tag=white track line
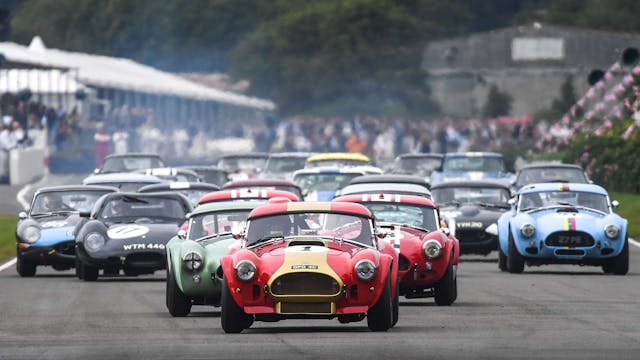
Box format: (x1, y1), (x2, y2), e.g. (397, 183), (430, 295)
(630, 238), (640, 249)
(0, 258), (16, 272)
(16, 183), (32, 211)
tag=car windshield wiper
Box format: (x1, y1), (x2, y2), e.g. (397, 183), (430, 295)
(195, 231), (233, 242)
(473, 202), (510, 209)
(247, 235), (286, 248)
(31, 210), (77, 217)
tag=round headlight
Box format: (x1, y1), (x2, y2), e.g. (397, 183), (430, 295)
(423, 240), (442, 259)
(604, 224), (620, 239)
(520, 223), (535, 238)
(235, 260), (256, 282)
(355, 259), (376, 281)
(183, 251), (203, 271)
(23, 225), (41, 243)
(85, 232), (106, 252)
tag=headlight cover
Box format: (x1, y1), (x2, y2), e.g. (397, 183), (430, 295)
(520, 223), (535, 238)
(355, 259), (376, 281)
(604, 224), (620, 239)
(183, 251), (203, 271)
(23, 225), (41, 243)
(235, 260), (256, 281)
(423, 239), (442, 259)
(85, 232), (106, 252)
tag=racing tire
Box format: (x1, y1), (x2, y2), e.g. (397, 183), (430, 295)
(498, 248), (508, 272)
(367, 273), (393, 332)
(434, 252), (457, 306)
(221, 280), (251, 333)
(16, 253), (36, 277)
(166, 265), (192, 317)
(507, 231), (524, 274)
(75, 256), (84, 280)
(604, 236), (629, 275)
(79, 259), (99, 281)
(392, 276), (400, 327)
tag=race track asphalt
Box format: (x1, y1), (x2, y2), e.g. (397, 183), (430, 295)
(1, 175), (639, 359)
(0, 250), (638, 360)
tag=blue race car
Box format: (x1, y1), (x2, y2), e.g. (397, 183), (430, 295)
(15, 185), (118, 277)
(497, 183), (628, 274)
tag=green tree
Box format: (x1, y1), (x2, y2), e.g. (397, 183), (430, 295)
(482, 84), (512, 117)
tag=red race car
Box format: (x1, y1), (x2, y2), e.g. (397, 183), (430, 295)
(220, 200), (399, 333)
(333, 193), (459, 305)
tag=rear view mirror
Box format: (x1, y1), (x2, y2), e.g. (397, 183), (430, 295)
(19, 211), (27, 220)
(611, 200), (620, 209)
(177, 229), (187, 239)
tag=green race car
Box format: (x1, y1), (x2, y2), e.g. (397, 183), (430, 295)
(165, 201), (260, 317)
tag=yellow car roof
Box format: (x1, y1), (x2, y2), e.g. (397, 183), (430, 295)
(306, 152), (370, 163)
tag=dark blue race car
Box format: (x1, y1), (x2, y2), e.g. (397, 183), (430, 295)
(15, 185), (118, 277)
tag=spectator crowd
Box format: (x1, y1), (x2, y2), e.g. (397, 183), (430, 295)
(1, 89), (557, 180)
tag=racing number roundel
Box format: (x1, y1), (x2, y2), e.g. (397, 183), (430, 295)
(107, 225), (150, 239)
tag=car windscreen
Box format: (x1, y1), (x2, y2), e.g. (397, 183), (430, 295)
(218, 157), (267, 171)
(364, 203), (439, 230)
(245, 212), (373, 247)
(516, 168), (588, 187)
(432, 186), (511, 206)
(443, 156), (504, 172)
(340, 183), (430, 197)
(99, 196), (187, 222)
(395, 157), (442, 176)
(188, 210), (250, 240)
(294, 173), (362, 192)
(519, 191), (608, 213)
(31, 190), (113, 215)
(265, 157), (307, 172)
(94, 182), (158, 192)
(306, 159), (369, 168)
(101, 157), (164, 173)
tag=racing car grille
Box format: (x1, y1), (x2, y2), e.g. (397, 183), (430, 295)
(270, 273), (340, 296)
(124, 253), (165, 268)
(545, 231), (594, 248)
(398, 255), (410, 271)
(54, 241), (76, 256)
(279, 302), (333, 314)
(455, 229), (491, 243)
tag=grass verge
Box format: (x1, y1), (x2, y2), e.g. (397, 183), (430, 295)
(610, 192), (640, 240)
(0, 215), (17, 263)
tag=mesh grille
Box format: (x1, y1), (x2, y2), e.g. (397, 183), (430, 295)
(271, 273), (340, 296)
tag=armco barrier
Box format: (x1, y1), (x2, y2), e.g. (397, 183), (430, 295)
(9, 147), (46, 185)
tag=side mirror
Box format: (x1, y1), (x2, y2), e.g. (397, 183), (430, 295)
(185, 212), (192, 220)
(611, 200), (620, 209)
(177, 229), (187, 239)
(508, 198), (516, 209)
(18, 211), (28, 220)
(93, 168), (100, 174)
(440, 227), (451, 236)
(232, 229), (244, 240)
(374, 229), (389, 239)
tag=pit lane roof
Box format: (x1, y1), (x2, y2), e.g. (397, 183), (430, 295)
(0, 36), (275, 110)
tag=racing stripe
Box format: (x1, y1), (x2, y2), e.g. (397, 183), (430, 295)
(286, 202), (332, 211)
(558, 184), (570, 192)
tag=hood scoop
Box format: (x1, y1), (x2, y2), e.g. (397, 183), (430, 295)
(287, 239), (327, 247)
(556, 207), (578, 213)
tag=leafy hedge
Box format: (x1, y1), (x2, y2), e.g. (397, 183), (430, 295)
(563, 119), (640, 192)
